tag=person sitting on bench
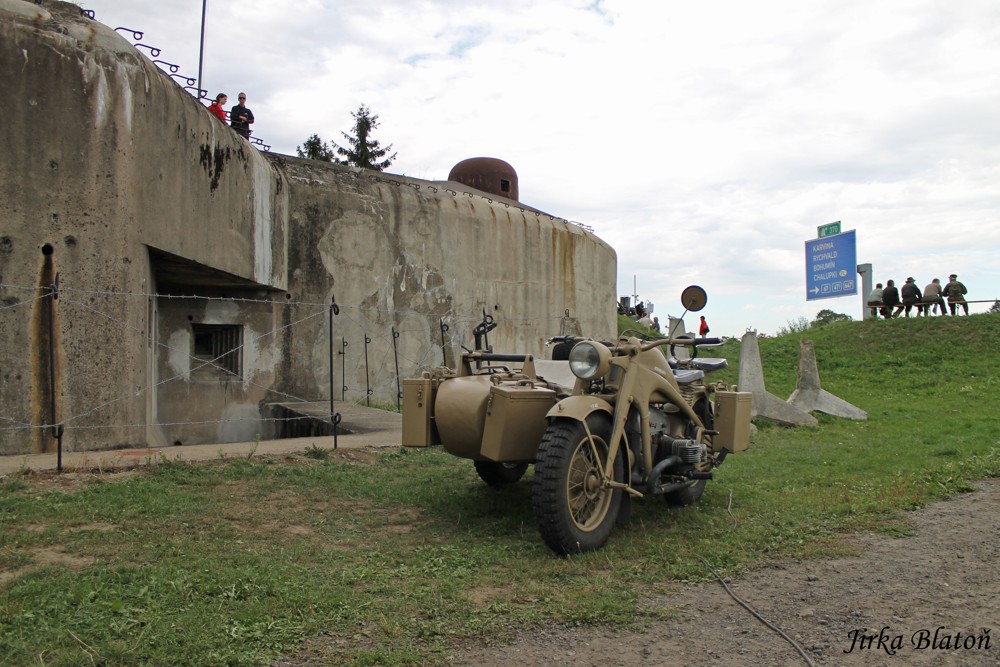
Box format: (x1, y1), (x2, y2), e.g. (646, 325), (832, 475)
(922, 278), (947, 316)
(867, 283), (884, 319)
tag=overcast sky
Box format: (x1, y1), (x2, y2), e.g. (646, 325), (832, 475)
(78, 0), (1000, 336)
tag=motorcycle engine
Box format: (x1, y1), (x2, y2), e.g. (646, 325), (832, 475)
(646, 407), (707, 464)
(672, 439), (707, 463)
(652, 432), (707, 464)
(648, 406), (670, 434)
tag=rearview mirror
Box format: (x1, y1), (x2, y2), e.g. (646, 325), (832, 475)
(680, 285), (708, 312)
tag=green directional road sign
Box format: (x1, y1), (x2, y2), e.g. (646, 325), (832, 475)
(818, 221), (841, 238)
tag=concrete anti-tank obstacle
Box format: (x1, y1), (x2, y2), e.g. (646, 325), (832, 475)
(788, 339), (868, 420)
(738, 331), (818, 427)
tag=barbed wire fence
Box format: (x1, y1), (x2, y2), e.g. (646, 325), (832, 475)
(0, 278), (577, 458)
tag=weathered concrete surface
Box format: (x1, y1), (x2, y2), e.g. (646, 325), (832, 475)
(737, 331), (818, 427)
(0, 0), (289, 454)
(0, 0), (290, 453)
(788, 339), (868, 420)
(271, 158), (617, 408)
(0, 0), (616, 454)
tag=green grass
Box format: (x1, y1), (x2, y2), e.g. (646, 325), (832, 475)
(617, 313), (658, 338)
(2, 314), (999, 665)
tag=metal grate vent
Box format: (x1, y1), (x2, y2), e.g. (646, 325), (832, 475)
(192, 324), (243, 377)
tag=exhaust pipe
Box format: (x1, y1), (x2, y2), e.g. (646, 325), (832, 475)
(646, 455), (680, 494)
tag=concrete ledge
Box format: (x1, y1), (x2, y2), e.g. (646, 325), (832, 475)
(0, 404), (402, 476)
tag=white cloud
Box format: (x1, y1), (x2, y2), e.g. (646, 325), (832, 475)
(77, 0), (1000, 334)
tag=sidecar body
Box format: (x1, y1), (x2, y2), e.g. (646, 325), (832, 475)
(402, 353), (575, 463)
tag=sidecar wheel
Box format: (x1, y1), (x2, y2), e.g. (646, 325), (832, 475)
(664, 479), (706, 506)
(533, 415), (623, 555)
(474, 461), (529, 488)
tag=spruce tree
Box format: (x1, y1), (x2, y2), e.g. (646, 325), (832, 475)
(334, 105), (397, 171)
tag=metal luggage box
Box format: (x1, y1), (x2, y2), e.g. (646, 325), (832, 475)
(714, 391), (752, 452)
(402, 378), (441, 447)
(480, 383), (557, 462)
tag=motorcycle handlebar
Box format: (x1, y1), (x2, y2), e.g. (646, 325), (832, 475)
(546, 335), (614, 347)
(547, 335), (721, 351)
(641, 336), (721, 352)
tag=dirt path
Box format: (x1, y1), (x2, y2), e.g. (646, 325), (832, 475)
(450, 479), (999, 667)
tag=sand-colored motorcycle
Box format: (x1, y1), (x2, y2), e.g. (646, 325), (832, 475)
(402, 286), (751, 555)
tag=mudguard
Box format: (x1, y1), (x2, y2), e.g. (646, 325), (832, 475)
(545, 395), (613, 422)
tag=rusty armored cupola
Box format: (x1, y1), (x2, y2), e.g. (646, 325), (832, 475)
(447, 157), (519, 201)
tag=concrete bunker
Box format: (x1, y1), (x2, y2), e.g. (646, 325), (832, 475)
(0, 0), (617, 454)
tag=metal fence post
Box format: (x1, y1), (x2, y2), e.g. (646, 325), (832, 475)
(439, 318), (449, 366)
(328, 295), (341, 449)
(363, 334), (372, 407)
(47, 273), (64, 472)
(391, 327), (401, 411)
(340, 338), (348, 400)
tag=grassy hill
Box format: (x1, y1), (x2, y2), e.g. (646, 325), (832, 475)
(708, 312), (1000, 557)
(1, 314), (997, 666)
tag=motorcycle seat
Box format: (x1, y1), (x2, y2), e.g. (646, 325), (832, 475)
(690, 358), (728, 373)
(672, 368), (705, 384)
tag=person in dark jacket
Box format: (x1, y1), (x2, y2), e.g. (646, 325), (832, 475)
(229, 92), (255, 140)
(944, 274), (969, 315)
(880, 279), (901, 318)
(900, 277), (922, 317)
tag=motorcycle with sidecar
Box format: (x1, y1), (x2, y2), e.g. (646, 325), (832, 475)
(402, 286), (752, 555)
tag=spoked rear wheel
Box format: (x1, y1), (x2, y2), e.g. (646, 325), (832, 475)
(532, 414), (623, 555)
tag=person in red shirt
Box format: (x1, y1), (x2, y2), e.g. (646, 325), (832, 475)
(699, 316), (710, 336)
(207, 93), (228, 122)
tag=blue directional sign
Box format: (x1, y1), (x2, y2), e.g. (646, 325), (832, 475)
(805, 230), (857, 301)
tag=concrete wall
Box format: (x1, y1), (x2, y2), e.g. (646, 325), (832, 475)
(0, 0), (617, 454)
(272, 159), (617, 407)
(0, 0), (288, 453)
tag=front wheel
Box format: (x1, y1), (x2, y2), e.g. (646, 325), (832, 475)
(532, 414), (623, 555)
(474, 461), (529, 488)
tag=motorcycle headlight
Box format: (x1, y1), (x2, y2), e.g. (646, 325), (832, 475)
(568, 341), (612, 380)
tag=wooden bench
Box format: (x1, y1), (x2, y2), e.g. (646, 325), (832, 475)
(867, 299), (995, 316)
